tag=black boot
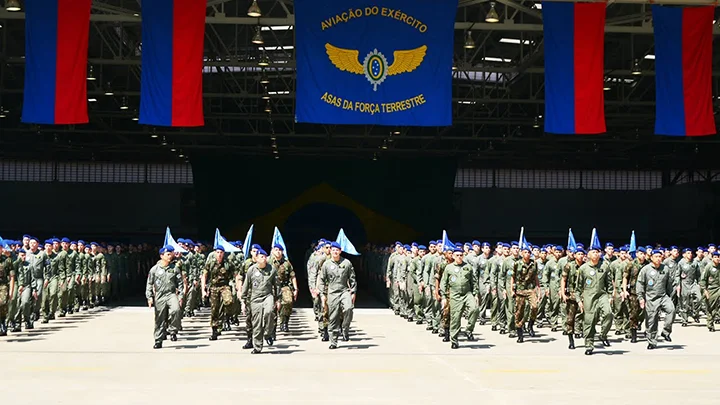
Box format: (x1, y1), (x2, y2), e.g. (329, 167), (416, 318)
(321, 327), (329, 342)
(0, 321), (6, 336)
(10, 322), (20, 333)
(25, 321), (33, 330)
(209, 327), (219, 341)
(630, 329), (637, 343)
(528, 322), (536, 338)
(442, 329), (450, 342)
(516, 327), (524, 343)
(568, 334), (575, 350)
(242, 338), (253, 349)
(153, 341), (162, 349)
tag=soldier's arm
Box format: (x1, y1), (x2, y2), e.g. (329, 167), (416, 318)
(240, 269), (251, 302)
(489, 260), (498, 290)
(439, 268), (449, 298)
(636, 268), (646, 299)
(145, 268), (154, 301)
(8, 262), (15, 295)
(317, 263), (327, 295)
(470, 265), (479, 296)
(622, 265), (631, 293)
(348, 262), (357, 295)
(385, 255), (394, 281)
(575, 267), (585, 298)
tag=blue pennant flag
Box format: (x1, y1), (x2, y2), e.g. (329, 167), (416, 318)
(242, 224), (254, 258)
(0, 236), (9, 250)
(441, 230), (455, 251)
(567, 228), (577, 251)
(629, 230), (637, 259)
(294, 0), (458, 126)
(271, 227), (289, 259)
(519, 227), (532, 251)
(590, 228), (601, 251)
(214, 228), (241, 253)
(163, 227), (187, 253)
(336, 228), (360, 255)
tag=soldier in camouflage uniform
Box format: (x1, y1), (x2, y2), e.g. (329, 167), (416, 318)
(6, 243), (21, 332)
(502, 242), (520, 337)
(623, 249), (647, 343)
(241, 248), (279, 353)
(92, 242), (108, 306)
(202, 246), (237, 341)
(434, 247), (453, 341)
(512, 246), (540, 343)
(561, 248), (584, 350)
(14, 249), (34, 330)
(0, 244), (15, 336)
(270, 244), (296, 332)
(146, 245), (187, 349)
(611, 247), (631, 336)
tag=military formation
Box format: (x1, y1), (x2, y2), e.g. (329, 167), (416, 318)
(383, 240), (720, 354)
(0, 236), (156, 335)
(145, 238), (356, 352)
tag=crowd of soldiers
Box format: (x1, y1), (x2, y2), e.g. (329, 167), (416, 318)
(145, 238), (357, 352)
(0, 235), (157, 335)
(381, 240), (719, 354)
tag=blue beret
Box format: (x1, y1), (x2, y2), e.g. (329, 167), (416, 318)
(472, 240), (481, 246)
(330, 242), (342, 250)
(177, 238), (186, 244)
(496, 242), (503, 246)
(256, 248), (268, 256)
(502, 243), (510, 248)
(605, 243), (614, 248)
(532, 245), (539, 250)
(682, 248), (692, 253)
(22, 234), (30, 239)
(428, 241), (436, 246)
(511, 241), (519, 247)
(411, 242), (418, 247)
(394, 241), (402, 246)
(215, 246), (225, 252)
(697, 247), (706, 252)
(520, 245), (531, 252)
(29, 236), (38, 243)
(418, 245), (427, 250)
(709, 244), (717, 248)
(17, 248), (26, 253)
(90, 242), (99, 247)
(61, 237), (70, 243)
(577, 243), (585, 248)
(403, 244), (411, 250)
(159, 245), (175, 254)
(319, 238), (327, 243)
(78, 240), (86, 245)
(555, 245), (563, 250)
(713, 251), (720, 257)
(670, 245), (678, 250)
(315, 244), (323, 251)
(235, 240), (243, 246)
(575, 248), (586, 254)
(52, 238), (61, 243)
(645, 245), (653, 249)
(651, 249), (664, 256)
(44, 239), (52, 245)
(463, 242), (471, 248)
(323, 242), (331, 247)
(273, 244), (284, 251)
(251, 243), (261, 250)
(455, 243), (462, 248)
(453, 247), (463, 253)
(619, 246), (628, 252)
(482, 242), (491, 247)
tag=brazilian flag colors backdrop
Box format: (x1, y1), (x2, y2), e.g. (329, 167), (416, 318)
(294, 0), (458, 127)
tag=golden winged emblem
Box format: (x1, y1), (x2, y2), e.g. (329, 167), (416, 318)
(325, 43), (428, 91)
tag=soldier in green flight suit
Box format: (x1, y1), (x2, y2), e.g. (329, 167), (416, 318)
(203, 246), (237, 341)
(512, 246), (540, 343)
(41, 240), (60, 323)
(385, 242), (402, 315)
(412, 245), (427, 324)
(270, 244), (297, 333)
(22, 237), (46, 326)
(146, 245), (187, 349)
(307, 243), (326, 333)
(62, 239), (78, 315)
(544, 246), (563, 331)
(503, 242), (520, 337)
(439, 247), (479, 349)
(52, 239), (69, 317)
(622, 249), (647, 343)
(105, 244), (117, 303)
(488, 242), (505, 331)
(677, 248), (702, 326)
(420, 241), (439, 333)
(239, 243), (260, 348)
(0, 244), (15, 336)
(699, 251), (720, 331)
(5, 243), (21, 332)
(471, 242), (492, 325)
(637, 249), (676, 349)
(241, 248), (279, 353)
(576, 246), (613, 355)
(317, 242), (357, 349)
(91, 242), (107, 306)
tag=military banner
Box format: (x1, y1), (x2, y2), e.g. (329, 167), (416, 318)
(295, 0), (458, 126)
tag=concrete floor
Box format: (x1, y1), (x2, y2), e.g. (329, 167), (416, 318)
(1, 306), (718, 405)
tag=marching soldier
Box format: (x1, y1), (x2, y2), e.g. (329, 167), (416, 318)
(317, 242), (357, 349)
(241, 248), (279, 353)
(146, 245), (187, 349)
(637, 250), (676, 349)
(561, 248), (584, 350)
(0, 244), (14, 336)
(270, 244), (297, 332)
(512, 246), (540, 343)
(576, 246), (613, 355)
(439, 247), (479, 349)
(700, 251), (720, 331)
(677, 248), (702, 326)
(623, 249), (647, 343)
(202, 246), (237, 341)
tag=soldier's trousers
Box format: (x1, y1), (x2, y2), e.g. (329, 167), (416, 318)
(0, 284), (9, 321)
(477, 284), (490, 322)
(279, 286), (294, 324)
(645, 295), (675, 346)
(411, 280), (424, 321)
(389, 279), (400, 312)
(582, 295), (612, 349)
(536, 288), (548, 321)
(505, 291), (516, 332)
(311, 293), (324, 331)
(65, 277), (75, 310)
(209, 286), (233, 328)
(56, 279), (68, 313)
(448, 293), (478, 345)
(250, 295), (276, 352)
(41, 277), (59, 319)
(547, 288), (561, 328)
(514, 289), (538, 329)
(101, 272), (109, 298)
(679, 284), (702, 322)
(7, 284), (19, 323)
(398, 283), (411, 317)
(627, 293), (643, 330)
(565, 298), (578, 335)
(328, 291), (353, 346)
(422, 287), (436, 328)
(153, 293), (180, 342)
(706, 290), (720, 329)
(612, 294), (629, 333)
(493, 290), (507, 328)
(185, 281), (200, 315)
(18, 286), (36, 323)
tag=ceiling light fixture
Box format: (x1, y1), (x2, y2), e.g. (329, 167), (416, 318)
(260, 71), (270, 84)
(87, 66), (96, 81)
(258, 52), (270, 67)
(5, 0), (21, 12)
(631, 59), (642, 75)
(120, 97), (129, 110)
(247, 0), (261, 17)
(464, 31), (475, 49)
(252, 26), (264, 45)
(485, 2), (499, 23)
